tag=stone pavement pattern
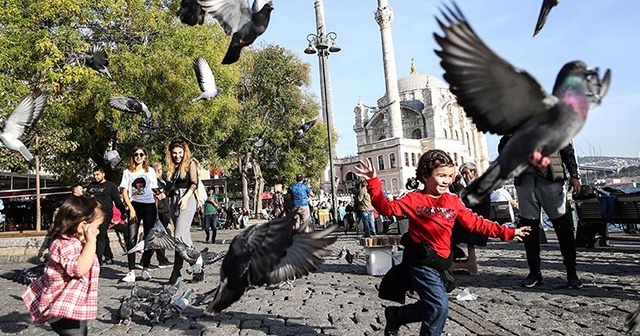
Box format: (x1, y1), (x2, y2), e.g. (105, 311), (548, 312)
(0, 224), (638, 336)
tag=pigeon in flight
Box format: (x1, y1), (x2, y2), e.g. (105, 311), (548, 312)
(0, 91), (47, 163)
(362, 100), (396, 114)
(177, 0), (206, 26)
(82, 45), (112, 79)
(533, 0), (560, 37)
(198, 0), (275, 64)
(246, 129), (266, 148)
(294, 118), (317, 140)
(107, 96), (152, 119)
(205, 215), (337, 313)
(433, 2), (611, 206)
(126, 221), (176, 254)
(190, 57), (223, 104)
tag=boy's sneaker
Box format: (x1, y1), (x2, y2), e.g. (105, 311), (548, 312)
(158, 261), (173, 269)
(521, 271), (543, 288)
(141, 270), (152, 281)
(121, 271), (136, 283)
(568, 276), (583, 289)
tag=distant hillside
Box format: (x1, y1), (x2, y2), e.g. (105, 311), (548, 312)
(577, 156), (640, 169)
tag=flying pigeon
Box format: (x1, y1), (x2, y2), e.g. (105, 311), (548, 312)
(190, 57), (223, 104)
(0, 91), (47, 163)
(362, 100), (396, 115)
(533, 0), (560, 37)
(107, 96), (152, 119)
(294, 118), (317, 140)
(625, 304), (640, 335)
(205, 215), (337, 313)
(433, 2), (611, 206)
(126, 221), (176, 254)
(246, 129), (266, 148)
(198, 0), (275, 64)
(175, 240), (227, 266)
(177, 0), (206, 26)
(82, 45), (112, 79)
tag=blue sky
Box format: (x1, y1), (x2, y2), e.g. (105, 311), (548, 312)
(259, 0), (640, 160)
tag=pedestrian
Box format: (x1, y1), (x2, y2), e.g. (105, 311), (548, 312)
(22, 195), (103, 335)
(354, 149), (530, 336)
(165, 139), (199, 284)
(357, 179), (376, 237)
(500, 135), (584, 289)
(119, 145), (161, 283)
(272, 186), (286, 218)
(71, 183), (84, 196)
(203, 188), (219, 243)
(85, 166), (126, 265)
(288, 174), (315, 231)
(150, 162), (174, 268)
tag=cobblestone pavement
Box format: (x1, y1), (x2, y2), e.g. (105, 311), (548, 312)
(1, 224), (638, 336)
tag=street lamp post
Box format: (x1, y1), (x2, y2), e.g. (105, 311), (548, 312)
(305, 27), (341, 227)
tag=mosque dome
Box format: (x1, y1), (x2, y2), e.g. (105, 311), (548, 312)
(397, 59), (448, 93)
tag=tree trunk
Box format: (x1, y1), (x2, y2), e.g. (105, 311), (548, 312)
(252, 153), (264, 217)
(35, 135), (41, 232)
(239, 150), (250, 214)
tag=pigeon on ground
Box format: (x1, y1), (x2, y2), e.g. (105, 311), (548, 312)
(163, 289), (193, 320)
(177, 0), (206, 26)
(533, 0), (560, 37)
(82, 45), (112, 79)
(205, 215), (337, 313)
(0, 257), (47, 285)
(433, 2), (611, 206)
(198, 0), (275, 64)
(0, 91), (46, 163)
(625, 304), (640, 335)
(345, 249), (354, 264)
(107, 96), (152, 119)
(117, 295), (142, 325)
(190, 57), (223, 104)
(294, 118), (317, 140)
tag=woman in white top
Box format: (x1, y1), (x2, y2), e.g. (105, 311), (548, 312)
(119, 145), (161, 283)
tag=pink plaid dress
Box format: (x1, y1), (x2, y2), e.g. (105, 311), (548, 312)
(22, 235), (100, 324)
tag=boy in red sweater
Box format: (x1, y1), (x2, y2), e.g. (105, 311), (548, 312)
(355, 149), (530, 336)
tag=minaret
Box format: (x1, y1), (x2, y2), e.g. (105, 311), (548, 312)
(375, 0), (403, 139)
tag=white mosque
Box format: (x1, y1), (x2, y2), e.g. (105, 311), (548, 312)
(320, 0), (489, 197)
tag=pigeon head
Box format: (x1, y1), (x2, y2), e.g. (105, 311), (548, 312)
(253, 0), (274, 13)
(553, 61), (611, 118)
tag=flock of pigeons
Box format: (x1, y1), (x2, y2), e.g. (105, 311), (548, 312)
(1, 0), (638, 333)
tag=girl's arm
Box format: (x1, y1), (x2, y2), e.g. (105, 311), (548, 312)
(179, 160), (199, 209)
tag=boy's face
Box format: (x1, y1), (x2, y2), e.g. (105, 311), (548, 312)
(424, 165), (455, 196)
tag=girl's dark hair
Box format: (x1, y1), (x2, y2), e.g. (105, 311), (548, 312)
(47, 195), (103, 241)
(128, 145), (149, 172)
(415, 149), (455, 183)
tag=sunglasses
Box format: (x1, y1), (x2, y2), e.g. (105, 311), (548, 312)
(132, 153), (145, 158)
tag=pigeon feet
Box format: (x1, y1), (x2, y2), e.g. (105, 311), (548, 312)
(530, 150), (551, 169)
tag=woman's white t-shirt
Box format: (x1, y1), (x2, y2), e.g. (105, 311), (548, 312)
(119, 168), (158, 204)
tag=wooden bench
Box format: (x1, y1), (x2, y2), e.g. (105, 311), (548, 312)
(575, 196), (640, 247)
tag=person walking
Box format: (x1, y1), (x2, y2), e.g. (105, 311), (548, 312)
(165, 139), (199, 284)
(22, 196), (103, 335)
(85, 166), (126, 265)
(119, 145), (160, 283)
(203, 188), (219, 243)
(150, 162), (173, 268)
(357, 179), (376, 238)
(500, 135), (584, 289)
(288, 174), (315, 231)
(355, 149), (530, 336)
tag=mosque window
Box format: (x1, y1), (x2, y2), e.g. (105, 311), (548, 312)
(404, 153), (410, 167)
(381, 179), (387, 190)
(367, 157), (373, 167)
(443, 129), (448, 139)
(411, 153), (417, 167)
(455, 130), (459, 140)
(453, 153), (458, 164)
(345, 171), (357, 181)
(466, 133), (471, 152)
(378, 155), (385, 171)
(389, 153), (396, 168)
(411, 128), (422, 139)
(391, 178), (399, 191)
(378, 135), (386, 141)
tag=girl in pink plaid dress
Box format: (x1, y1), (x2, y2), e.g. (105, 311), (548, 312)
(22, 196), (103, 335)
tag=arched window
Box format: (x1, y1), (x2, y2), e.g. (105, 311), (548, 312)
(377, 155), (385, 171)
(453, 153), (458, 164)
(391, 178), (399, 191)
(443, 129), (448, 139)
(367, 157), (373, 167)
(378, 135), (386, 141)
(381, 179), (387, 190)
(411, 128), (422, 139)
(345, 171), (357, 182)
(404, 153), (410, 166)
(455, 130), (459, 140)
(466, 133), (471, 153)
(389, 153), (397, 168)
(411, 153), (417, 167)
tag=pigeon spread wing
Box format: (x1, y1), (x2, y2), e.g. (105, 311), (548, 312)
(108, 97), (135, 113)
(434, 3), (555, 135)
(198, 0), (252, 35)
(2, 94), (36, 141)
(145, 230), (176, 251)
(90, 45), (109, 69)
(193, 57), (217, 93)
(533, 0), (560, 37)
(586, 68), (612, 108)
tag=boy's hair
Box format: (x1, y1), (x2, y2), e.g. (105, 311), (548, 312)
(416, 149), (455, 183)
(48, 195), (103, 241)
(92, 166), (105, 173)
(296, 174), (304, 182)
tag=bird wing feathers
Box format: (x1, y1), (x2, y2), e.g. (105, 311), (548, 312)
(586, 68), (611, 108)
(145, 230), (176, 251)
(434, 3), (553, 135)
(193, 57), (217, 93)
(198, 0), (252, 35)
(2, 94), (36, 140)
(90, 45), (109, 67)
(108, 97), (135, 113)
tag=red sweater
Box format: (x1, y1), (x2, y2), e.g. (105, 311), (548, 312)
(367, 177), (515, 258)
